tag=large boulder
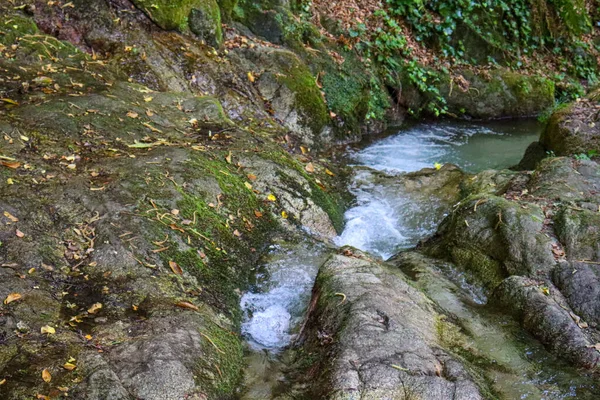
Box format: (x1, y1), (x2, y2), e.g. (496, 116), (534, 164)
(132, 0), (223, 46)
(289, 248), (489, 399)
(540, 90), (600, 156)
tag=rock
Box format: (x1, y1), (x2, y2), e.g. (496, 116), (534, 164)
(495, 275), (600, 369)
(398, 67), (555, 119)
(232, 47), (331, 146)
(554, 206), (600, 261)
(514, 141), (548, 170)
(131, 0), (222, 41)
(527, 157), (600, 202)
(188, 0), (223, 47)
(540, 90), (600, 156)
(424, 194), (554, 290)
(291, 248), (487, 399)
(554, 261), (600, 328)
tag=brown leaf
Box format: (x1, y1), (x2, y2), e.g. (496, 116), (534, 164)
(247, 173), (257, 181)
(1, 161), (20, 169)
(233, 229), (241, 237)
(305, 163), (315, 173)
(42, 369), (52, 383)
(175, 301), (199, 311)
(4, 293), (22, 305)
(169, 260), (183, 275)
(15, 229), (24, 238)
(254, 210), (263, 218)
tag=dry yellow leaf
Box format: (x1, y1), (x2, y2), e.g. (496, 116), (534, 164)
(300, 146), (309, 155)
(0, 379), (5, 385)
(225, 151), (232, 164)
(87, 303), (102, 314)
(3, 211), (18, 222)
(126, 111), (138, 119)
(42, 369), (51, 383)
(325, 168), (335, 176)
(267, 194), (276, 202)
(144, 96), (153, 102)
(41, 325), (56, 335)
(4, 293), (22, 305)
(63, 362), (77, 371)
(244, 182), (253, 190)
(247, 72), (255, 83)
(281, 211), (288, 219)
(305, 163), (315, 173)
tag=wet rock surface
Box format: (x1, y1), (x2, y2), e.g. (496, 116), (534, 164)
(421, 156), (600, 370)
(290, 248), (487, 400)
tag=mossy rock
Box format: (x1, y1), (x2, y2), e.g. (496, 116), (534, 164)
(132, 0), (223, 46)
(424, 195), (554, 290)
(540, 90), (600, 156)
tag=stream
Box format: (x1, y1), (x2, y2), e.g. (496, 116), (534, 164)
(240, 119), (600, 399)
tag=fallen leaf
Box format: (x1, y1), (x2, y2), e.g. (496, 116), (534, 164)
(300, 146), (309, 155)
(171, 209), (180, 216)
(225, 151), (232, 164)
(254, 210), (263, 218)
(1, 160), (20, 169)
(175, 301), (199, 311)
(244, 182), (253, 190)
(233, 229), (241, 237)
(0, 379), (5, 385)
(4, 293), (22, 305)
(305, 163), (315, 173)
(325, 168), (335, 176)
(41, 325), (56, 335)
(126, 111), (138, 119)
(87, 303), (102, 314)
(15, 229), (24, 238)
(247, 72), (255, 83)
(247, 173), (257, 181)
(63, 362), (76, 371)
(3, 211), (18, 222)
(144, 96), (153, 102)
(169, 260), (183, 275)
(267, 194), (277, 202)
(42, 369), (51, 383)
(281, 211), (288, 219)
(6, 178), (14, 185)
(0, 98), (18, 106)
(434, 163), (443, 170)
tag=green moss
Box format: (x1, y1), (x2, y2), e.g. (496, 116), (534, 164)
(0, 14), (39, 46)
(450, 247), (506, 289)
(276, 64), (329, 135)
(131, 0), (221, 37)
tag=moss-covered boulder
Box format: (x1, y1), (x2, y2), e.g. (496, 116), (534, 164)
(232, 47), (331, 146)
(540, 90), (600, 156)
(425, 194), (554, 290)
(398, 67), (555, 119)
(132, 0), (223, 46)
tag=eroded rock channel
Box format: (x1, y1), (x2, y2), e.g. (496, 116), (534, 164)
(240, 121), (600, 399)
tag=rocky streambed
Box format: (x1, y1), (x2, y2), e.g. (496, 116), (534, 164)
(240, 120), (600, 399)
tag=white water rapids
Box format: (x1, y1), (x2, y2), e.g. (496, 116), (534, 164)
(240, 120), (541, 350)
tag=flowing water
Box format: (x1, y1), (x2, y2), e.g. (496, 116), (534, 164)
(241, 119), (600, 398)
